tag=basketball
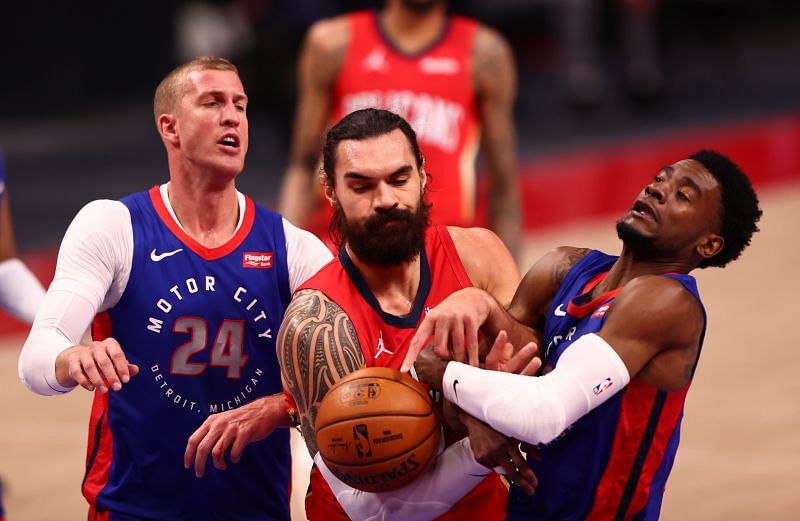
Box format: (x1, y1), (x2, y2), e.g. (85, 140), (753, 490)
(314, 367), (441, 493)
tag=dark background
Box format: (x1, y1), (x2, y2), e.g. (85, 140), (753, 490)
(1, 0), (798, 249)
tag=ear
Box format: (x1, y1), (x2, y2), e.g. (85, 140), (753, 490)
(320, 170), (336, 206)
(697, 233), (724, 261)
(420, 168), (427, 192)
(157, 114), (179, 145)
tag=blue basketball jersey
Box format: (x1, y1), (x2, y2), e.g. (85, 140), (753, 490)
(507, 250), (706, 521)
(83, 187), (292, 520)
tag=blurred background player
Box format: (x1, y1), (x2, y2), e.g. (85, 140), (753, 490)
(18, 57), (331, 520)
(277, 0), (522, 257)
(278, 108), (534, 520)
(0, 147), (46, 521)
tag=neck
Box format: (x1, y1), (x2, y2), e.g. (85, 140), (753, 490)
(167, 173), (239, 249)
(346, 245), (422, 316)
(596, 247), (693, 294)
(381, 2), (447, 55)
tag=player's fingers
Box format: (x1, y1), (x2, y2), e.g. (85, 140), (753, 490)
(463, 315), (480, 367)
(521, 355), (543, 377)
(403, 320), (434, 372)
(80, 355), (107, 393)
(510, 449), (537, 495)
(504, 342), (539, 375)
(128, 363), (140, 377)
(194, 426), (221, 477)
(91, 347), (121, 392)
(433, 317), (454, 361)
(211, 428), (233, 471)
(484, 331), (510, 370)
(107, 348), (131, 388)
(450, 318), (466, 366)
(69, 358), (94, 391)
(184, 423), (210, 469)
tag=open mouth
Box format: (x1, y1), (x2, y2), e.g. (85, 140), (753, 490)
(631, 200), (657, 222)
(218, 135), (240, 149)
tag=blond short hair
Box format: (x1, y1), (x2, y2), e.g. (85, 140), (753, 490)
(153, 56), (239, 122)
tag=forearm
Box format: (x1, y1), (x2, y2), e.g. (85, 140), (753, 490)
(483, 294), (537, 356)
(315, 437), (491, 521)
(0, 258), (45, 323)
(19, 289), (97, 395)
(442, 334), (630, 445)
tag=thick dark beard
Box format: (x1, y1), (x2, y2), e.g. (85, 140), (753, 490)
(333, 200), (431, 267)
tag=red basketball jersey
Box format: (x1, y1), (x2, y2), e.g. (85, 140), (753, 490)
(300, 225), (507, 520)
(332, 11), (481, 228)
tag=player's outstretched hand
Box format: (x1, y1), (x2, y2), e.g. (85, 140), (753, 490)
(483, 330), (541, 375)
(184, 393), (290, 478)
(462, 413), (537, 495)
(402, 287), (496, 372)
(56, 338), (139, 393)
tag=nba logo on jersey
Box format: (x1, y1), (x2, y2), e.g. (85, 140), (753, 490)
(242, 251), (273, 269)
(592, 303), (611, 318)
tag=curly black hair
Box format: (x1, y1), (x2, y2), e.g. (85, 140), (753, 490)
(689, 150), (762, 268)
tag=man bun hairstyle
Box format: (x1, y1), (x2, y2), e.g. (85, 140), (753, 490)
(690, 149), (762, 268)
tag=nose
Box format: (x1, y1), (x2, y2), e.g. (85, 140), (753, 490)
(221, 101), (240, 127)
(373, 181), (399, 213)
(644, 181), (665, 202)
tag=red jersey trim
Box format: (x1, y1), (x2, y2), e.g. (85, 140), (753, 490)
(82, 313), (114, 512)
(585, 379), (689, 520)
(433, 225), (473, 288)
(566, 271), (622, 318)
(147, 186), (255, 261)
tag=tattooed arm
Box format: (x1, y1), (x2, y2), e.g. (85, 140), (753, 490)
(277, 289), (365, 456)
(280, 291), (529, 519)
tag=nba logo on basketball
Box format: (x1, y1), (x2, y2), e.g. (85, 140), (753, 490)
(354, 424), (372, 458)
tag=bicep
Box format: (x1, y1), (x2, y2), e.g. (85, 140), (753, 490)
(596, 279), (704, 379)
(277, 290), (365, 455)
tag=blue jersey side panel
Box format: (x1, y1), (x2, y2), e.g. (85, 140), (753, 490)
(96, 190), (290, 520)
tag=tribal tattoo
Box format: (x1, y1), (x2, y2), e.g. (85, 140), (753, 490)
(277, 289), (365, 456)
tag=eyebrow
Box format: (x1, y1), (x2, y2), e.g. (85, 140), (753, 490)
(679, 175), (703, 195)
(200, 90), (248, 103)
(343, 165), (413, 180)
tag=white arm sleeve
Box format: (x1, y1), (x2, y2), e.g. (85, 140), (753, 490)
(314, 437), (492, 521)
(283, 218), (333, 293)
(442, 333), (631, 445)
(18, 200), (133, 396)
(0, 258), (45, 323)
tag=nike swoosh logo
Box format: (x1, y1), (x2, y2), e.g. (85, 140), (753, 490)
(150, 248), (184, 262)
(452, 379), (460, 401)
(554, 304), (567, 317)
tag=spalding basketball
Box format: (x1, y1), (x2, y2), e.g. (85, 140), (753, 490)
(315, 367), (441, 493)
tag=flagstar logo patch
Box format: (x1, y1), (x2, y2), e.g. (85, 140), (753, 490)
(242, 252), (273, 269)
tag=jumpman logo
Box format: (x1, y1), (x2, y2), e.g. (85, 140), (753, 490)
(374, 331), (394, 359)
